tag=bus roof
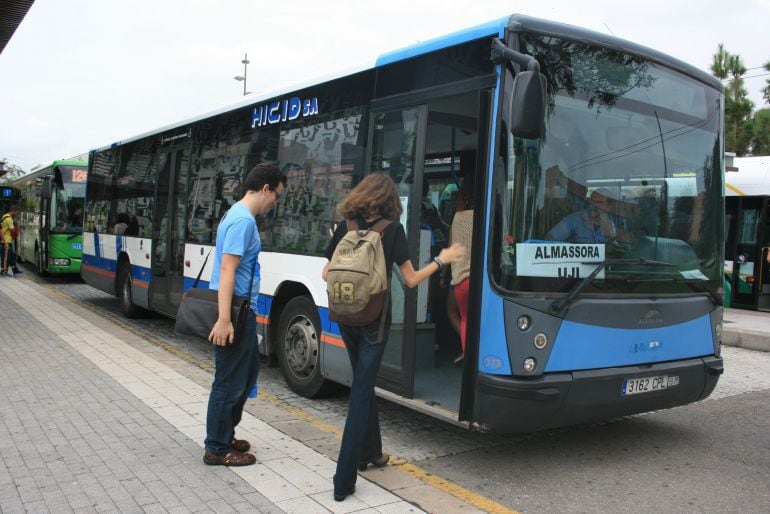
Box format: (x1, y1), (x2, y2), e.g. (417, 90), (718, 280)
(506, 15), (721, 90)
(16, 159), (88, 185)
(89, 13), (722, 155)
(725, 156), (770, 197)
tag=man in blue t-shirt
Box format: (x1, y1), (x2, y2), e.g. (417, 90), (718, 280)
(546, 188), (616, 244)
(203, 163), (286, 467)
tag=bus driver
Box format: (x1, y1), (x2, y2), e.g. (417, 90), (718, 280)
(546, 188), (616, 244)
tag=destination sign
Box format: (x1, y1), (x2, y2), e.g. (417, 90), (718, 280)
(71, 169), (87, 183)
(516, 242), (605, 279)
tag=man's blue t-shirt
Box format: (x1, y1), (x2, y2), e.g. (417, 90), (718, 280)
(209, 202), (260, 312)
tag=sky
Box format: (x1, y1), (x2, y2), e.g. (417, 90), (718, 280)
(1, 0), (769, 172)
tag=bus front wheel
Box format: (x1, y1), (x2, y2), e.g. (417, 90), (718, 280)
(276, 296), (338, 398)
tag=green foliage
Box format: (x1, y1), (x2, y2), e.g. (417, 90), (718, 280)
(711, 44), (754, 155)
(752, 109), (770, 155)
(710, 44), (730, 80)
(0, 162), (26, 184)
(763, 61), (770, 105)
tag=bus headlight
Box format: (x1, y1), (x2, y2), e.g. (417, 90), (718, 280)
(50, 258), (71, 266)
(523, 357), (537, 373)
(533, 332), (548, 350)
(517, 315), (531, 331)
(714, 322), (722, 338)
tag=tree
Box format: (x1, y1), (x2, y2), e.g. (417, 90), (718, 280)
(710, 44), (730, 80)
(0, 162), (25, 184)
(753, 109), (770, 155)
(711, 44), (754, 155)
(763, 61), (770, 105)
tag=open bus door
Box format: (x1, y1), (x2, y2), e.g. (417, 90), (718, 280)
(364, 87), (490, 425)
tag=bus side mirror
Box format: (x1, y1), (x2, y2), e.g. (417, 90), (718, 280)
(510, 70), (547, 139)
(41, 176), (52, 199)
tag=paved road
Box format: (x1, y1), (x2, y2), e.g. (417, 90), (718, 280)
(36, 272), (770, 512)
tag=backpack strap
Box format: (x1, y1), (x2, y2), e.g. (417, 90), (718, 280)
(370, 219), (392, 234)
(345, 218), (391, 235)
(371, 219), (393, 342)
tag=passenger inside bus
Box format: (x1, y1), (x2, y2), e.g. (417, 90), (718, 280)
(420, 181), (448, 257)
(447, 174), (475, 365)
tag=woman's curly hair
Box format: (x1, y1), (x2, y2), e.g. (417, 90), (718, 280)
(336, 173), (403, 221)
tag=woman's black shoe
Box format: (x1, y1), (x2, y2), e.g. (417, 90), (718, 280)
(358, 452), (390, 471)
(333, 486), (355, 502)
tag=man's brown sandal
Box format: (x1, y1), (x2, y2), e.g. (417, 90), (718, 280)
(232, 438), (251, 452)
(203, 450), (256, 466)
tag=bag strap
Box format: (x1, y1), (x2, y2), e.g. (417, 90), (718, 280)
(191, 208), (259, 293)
(345, 218), (391, 234)
(245, 254), (257, 303)
(192, 249), (212, 288)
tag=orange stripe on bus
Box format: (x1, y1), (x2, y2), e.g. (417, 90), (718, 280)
(132, 280), (149, 289)
(81, 264), (115, 279)
(321, 334), (345, 348)
(255, 315), (270, 325)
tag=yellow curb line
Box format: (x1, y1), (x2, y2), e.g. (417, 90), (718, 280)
(397, 462), (520, 514)
(37, 277), (519, 514)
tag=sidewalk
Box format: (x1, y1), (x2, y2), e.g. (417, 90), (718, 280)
(723, 307), (770, 352)
(0, 277), (432, 513)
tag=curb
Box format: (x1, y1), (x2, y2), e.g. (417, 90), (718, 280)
(722, 328), (770, 353)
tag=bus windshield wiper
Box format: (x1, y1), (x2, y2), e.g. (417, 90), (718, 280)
(549, 258), (676, 315)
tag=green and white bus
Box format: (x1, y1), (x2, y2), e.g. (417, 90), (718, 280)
(15, 159), (87, 274)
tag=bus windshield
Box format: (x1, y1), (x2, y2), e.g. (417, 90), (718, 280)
(51, 165), (87, 234)
(496, 34), (723, 297)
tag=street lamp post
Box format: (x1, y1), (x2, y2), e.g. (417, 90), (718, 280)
(233, 53), (250, 96)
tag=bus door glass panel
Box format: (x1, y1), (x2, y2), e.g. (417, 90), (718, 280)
(733, 197), (763, 307)
(724, 197), (738, 293)
(760, 198), (770, 310)
(368, 105), (427, 398)
(151, 147), (189, 314)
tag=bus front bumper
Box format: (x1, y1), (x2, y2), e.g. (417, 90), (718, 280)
(472, 355), (723, 433)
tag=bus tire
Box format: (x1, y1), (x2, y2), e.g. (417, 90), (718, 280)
(276, 296), (338, 398)
(118, 264), (143, 318)
(35, 244), (47, 275)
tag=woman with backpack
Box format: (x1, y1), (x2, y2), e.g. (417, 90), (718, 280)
(322, 173), (465, 502)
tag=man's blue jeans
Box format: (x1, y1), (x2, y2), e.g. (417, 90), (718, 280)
(205, 314), (259, 455)
(333, 322), (388, 495)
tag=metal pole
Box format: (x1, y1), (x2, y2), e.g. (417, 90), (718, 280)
(241, 53), (250, 96)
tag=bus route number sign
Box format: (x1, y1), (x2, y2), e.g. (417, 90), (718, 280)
(71, 169), (87, 183)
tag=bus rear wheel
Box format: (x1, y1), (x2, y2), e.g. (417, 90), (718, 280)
(118, 264), (143, 318)
(276, 296), (338, 398)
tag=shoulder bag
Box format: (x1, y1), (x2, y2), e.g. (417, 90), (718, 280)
(175, 249), (257, 344)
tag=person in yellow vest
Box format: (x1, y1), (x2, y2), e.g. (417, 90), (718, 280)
(1, 205), (23, 276)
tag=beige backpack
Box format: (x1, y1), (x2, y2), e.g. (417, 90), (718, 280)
(327, 219), (391, 330)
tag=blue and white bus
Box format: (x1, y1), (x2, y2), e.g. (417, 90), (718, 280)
(82, 14), (724, 433)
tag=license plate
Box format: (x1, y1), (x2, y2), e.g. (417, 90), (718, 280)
(621, 375), (679, 396)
